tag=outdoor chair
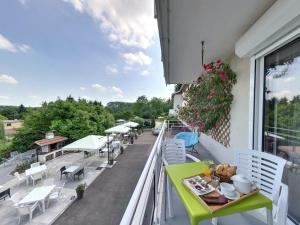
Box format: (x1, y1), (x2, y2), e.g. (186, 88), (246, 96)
(84, 151), (91, 158)
(30, 162), (40, 168)
(16, 201), (41, 225)
(30, 173), (43, 185)
(14, 172), (26, 186)
(73, 168), (84, 180)
(162, 139), (200, 217)
(47, 182), (66, 207)
(10, 193), (22, 207)
(235, 150), (286, 201)
(174, 132), (199, 155)
(0, 188), (11, 201)
(60, 166), (68, 180)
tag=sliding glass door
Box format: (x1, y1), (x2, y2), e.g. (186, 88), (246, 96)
(263, 37), (300, 224)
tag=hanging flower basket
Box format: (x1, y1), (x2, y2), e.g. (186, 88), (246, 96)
(178, 60), (237, 132)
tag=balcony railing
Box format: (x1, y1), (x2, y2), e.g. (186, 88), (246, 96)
(119, 121), (167, 225)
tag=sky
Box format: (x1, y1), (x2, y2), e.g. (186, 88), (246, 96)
(0, 0), (173, 106)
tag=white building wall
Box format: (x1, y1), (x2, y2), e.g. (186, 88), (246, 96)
(200, 55), (250, 163)
(173, 94), (184, 111)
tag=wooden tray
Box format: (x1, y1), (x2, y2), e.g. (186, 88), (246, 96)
(182, 174), (259, 212)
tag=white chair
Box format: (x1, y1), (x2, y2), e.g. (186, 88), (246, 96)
(273, 183), (288, 225)
(30, 173), (43, 185)
(162, 139), (200, 217)
(14, 172), (26, 186)
(235, 150), (286, 201)
(47, 182), (65, 207)
(10, 193), (22, 207)
(30, 162), (40, 168)
(16, 202), (41, 225)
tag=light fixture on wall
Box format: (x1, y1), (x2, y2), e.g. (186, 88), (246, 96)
(201, 41), (205, 66)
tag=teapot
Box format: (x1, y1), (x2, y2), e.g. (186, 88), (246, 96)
(231, 174), (256, 194)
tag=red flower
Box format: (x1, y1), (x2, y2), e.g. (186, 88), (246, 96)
(219, 71), (228, 81)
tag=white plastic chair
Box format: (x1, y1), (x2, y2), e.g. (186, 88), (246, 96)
(14, 172), (26, 186)
(235, 150), (286, 201)
(273, 183), (288, 225)
(47, 182), (65, 207)
(30, 162), (40, 168)
(30, 173), (43, 185)
(16, 201), (41, 225)
(162, 139), (200, 217)
(10, 193), (22, 207)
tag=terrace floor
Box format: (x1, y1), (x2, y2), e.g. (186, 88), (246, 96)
(0, 149), (108, 225)
(53, 130), (157, 225)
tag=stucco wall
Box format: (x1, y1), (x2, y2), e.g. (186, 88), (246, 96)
(199, 55), (250, 163)
(173, 94), (183, 110)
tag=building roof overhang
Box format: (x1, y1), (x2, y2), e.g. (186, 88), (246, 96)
(155, 0), (276, 84)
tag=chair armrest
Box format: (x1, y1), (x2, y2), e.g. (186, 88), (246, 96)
(162, 156), (169, 166)
(186, 154), (200, 162)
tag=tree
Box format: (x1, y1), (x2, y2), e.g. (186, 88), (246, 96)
(11, 98), (114, 152)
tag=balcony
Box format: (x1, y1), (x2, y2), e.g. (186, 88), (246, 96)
(119, 121), (289, 225)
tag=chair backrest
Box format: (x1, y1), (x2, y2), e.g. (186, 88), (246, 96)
(31, 173), (43, 180)
(30, 162), (40, 168)
(163, 140), (186, 165)
(11, 192), (22, 205)
(273, 183), (288, 225)
(174, 132), (199, 148)
(235, 150), (286, 200)
(60, 166), (66, 173)
(0, 188), (10, 198)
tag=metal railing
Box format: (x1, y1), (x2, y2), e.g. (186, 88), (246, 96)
(119, 121), (167, 225)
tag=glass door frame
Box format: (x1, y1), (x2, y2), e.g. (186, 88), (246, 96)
(250, 28), (300, 225)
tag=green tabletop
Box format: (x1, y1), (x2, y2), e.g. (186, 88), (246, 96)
(165, 161), (272, 225)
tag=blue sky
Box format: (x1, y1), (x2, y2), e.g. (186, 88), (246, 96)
(0, 0), (173, 106)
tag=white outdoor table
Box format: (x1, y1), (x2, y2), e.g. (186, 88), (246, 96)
(64, 165), (79, 173)
(25, 164), (48, 185)
(19, 185), (55, 212)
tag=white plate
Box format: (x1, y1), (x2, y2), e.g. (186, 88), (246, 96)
(217, 187), (240, 200)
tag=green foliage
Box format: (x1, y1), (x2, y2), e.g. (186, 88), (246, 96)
(0, 114), (7, 121)
(10, 97), (114, 152)
(76, 183), (86, 193)
(10, 160), (35, 175)
(0, 139), (12, 159)
(132, 116), (145, 126)
(0, 114), (6, 140)
(175, 84), (182, 92)
(0, 105), (28, 119)
(107, 95), (173, 120)
(179, 60), (237, 132)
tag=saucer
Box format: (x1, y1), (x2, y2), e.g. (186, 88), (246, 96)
(217, 187), (240, 200)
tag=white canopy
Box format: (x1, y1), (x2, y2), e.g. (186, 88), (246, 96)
(105, 125), (130, 134)
(123, 121), (139, 128)
(62, 135), (112, 152)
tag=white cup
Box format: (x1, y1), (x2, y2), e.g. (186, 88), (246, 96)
(220, 182), (235, 197)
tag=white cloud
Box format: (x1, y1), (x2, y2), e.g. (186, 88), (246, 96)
(28, 95), (41, 100)
(0, 74), (18, 85)
(141, 70), (150, 76)
(62, 0), (157, 49)
(106, 64), (119, 74)
(80, 86), (86, 91)
(111, 86), (123, 94)
(283, 77), (295, 83)
(122, 51), (152, 66)
(92, 83), (107, 92)
(0, 95), (9, 100)
(81, 95), (92, 101)
(0, 34), (31, 53)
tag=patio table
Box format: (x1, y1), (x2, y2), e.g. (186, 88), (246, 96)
(25, 164), (48, 185)
(165, 161), (273, 225)
(19, 185), (55, 213)
(64, 165), (79, 173)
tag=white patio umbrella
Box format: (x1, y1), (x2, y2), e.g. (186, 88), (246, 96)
(123, 121), (139, 128)
(105, 125), (130, 134)
(62, 135), (113, 153)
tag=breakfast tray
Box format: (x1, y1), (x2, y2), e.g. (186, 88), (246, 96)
(182, 174), (259, 212)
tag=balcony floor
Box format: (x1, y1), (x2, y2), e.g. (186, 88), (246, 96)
(160, 142), (267, 225)
(53, 131), (157, 225)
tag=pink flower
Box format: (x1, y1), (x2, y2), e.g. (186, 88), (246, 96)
(219, 71), (228, 81)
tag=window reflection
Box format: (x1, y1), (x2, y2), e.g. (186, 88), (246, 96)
(264, 38), (300, 224)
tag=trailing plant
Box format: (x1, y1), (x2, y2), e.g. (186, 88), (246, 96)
(178, 60), (237, 132)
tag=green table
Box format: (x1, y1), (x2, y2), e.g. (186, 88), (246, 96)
(165, 161), (273, 225)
